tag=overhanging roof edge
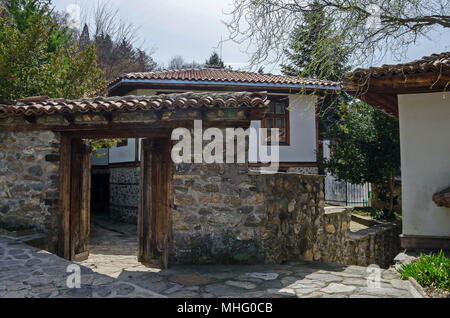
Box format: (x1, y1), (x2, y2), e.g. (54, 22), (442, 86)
(108, 79), (342, 93)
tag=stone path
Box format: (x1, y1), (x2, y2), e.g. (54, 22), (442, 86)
(0, 236), (163, 298)
(0, 234), (415, 298)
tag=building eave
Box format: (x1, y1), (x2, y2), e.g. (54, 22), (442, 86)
(108, 79), (342, 94)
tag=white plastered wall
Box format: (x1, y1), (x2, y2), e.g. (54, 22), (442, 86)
(398, 92), (450, 237)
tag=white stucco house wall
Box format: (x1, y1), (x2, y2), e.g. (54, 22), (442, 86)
(345, 52), (450, 250)
(398, 92), (450, 238)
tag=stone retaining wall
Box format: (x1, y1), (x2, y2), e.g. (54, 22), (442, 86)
(171, 165), (326, 264)
(0, 130), (61, 253)
(318, 207), (402, 268)
(345, 222), (402, 268)
(320, 208), (352, 264)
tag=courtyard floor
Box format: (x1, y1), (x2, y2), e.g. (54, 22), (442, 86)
(0, 234), (415, 298)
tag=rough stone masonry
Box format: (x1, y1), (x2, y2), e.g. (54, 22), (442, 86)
(0, 130), (61, 252)
(171, 162), (327, 264)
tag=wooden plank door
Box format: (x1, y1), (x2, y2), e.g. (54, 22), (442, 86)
(138, 139), (173, 268)
(69, 138), (92, 261)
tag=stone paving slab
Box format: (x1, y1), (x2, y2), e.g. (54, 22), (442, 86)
(0, 236), (414, 298)
(0, 236), (164, 298)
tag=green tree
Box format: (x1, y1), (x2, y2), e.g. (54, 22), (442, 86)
(281, 2), (350, 138)
(79, 23), (91, 48)
(0, 0), (104, 100)
(322, 102), (401, 217)
(280, 2), (349, 82)
(205, 51), (225, 68)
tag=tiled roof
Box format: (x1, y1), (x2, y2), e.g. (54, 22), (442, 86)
(108, 68), (340, 89)
(349, 52), (450, 79)
(0, 92), (268, 118)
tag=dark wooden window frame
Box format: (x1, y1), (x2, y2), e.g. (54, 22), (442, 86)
(260, 96), (290, 146)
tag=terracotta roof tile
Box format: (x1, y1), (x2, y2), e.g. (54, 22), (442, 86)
(349, 52), (450, 79)
(0, 92), (268, 118)
(108, 68), (340, 89)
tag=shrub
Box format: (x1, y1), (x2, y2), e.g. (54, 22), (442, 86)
(397, 250), (450, 291)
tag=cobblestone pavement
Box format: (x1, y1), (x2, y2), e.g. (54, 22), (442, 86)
(0, 234), (414, 298)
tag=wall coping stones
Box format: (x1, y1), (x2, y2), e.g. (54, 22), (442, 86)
(248, 171), (326, 179)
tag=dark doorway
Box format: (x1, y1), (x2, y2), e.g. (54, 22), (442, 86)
(91, 171), (110, 215)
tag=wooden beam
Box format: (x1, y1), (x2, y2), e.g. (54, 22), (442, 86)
(58, 135), (72, 259)
(109, 82), (340, 97)
(0, 117), (253, 133)
(345, 72), (450, 95)
(248, 162), (319, 168)
(400, 234), (450, 250)
(63, 114), (75, 124)
(23, 115), (37, 124)
(359, 92), (399, 116)
(61, 128), (172, 139)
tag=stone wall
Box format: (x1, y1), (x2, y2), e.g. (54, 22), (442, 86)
(320, 208), (352, 264)
(171, 164), (326, 264)
(0, 130), (61, 252)
(109, 166), (139, 224)
(287, 167), (319, 175)
(345, 221), (402, 268)
(318, 207), (402, 268)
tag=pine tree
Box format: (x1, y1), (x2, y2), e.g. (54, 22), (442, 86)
(280, 1), (351, 136)
(79, 23), (90, 48)
(280, 1), (350, 82)
(135, 49), (157, 72)
(205, 51), (224, 68)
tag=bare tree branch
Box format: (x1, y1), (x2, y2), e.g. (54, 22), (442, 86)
(224, 0), (450, 68)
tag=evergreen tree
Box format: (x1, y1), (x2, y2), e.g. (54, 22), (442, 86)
(280, 1), (350, 135)
(205, 51), (224, 68)
(135, 49), (157, 71)
(79, 23), (90, 48)
(93, 33), (157, 80)
(281, 1), (350, 81)
(0, 0), (104, 100)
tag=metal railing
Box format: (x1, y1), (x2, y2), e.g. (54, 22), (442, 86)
(325, 174), (371, 207)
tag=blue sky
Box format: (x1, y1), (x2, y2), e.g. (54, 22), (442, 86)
(53, 0), (450, 74)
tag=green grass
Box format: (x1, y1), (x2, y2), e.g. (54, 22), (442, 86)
(352, 207), (397, 221)
(397, 250), (450, 291)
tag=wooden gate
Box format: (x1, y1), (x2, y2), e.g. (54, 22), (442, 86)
(138, 139), (173, 268)
(59, 136), (173, 267)
(59, 137), (91, 261)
